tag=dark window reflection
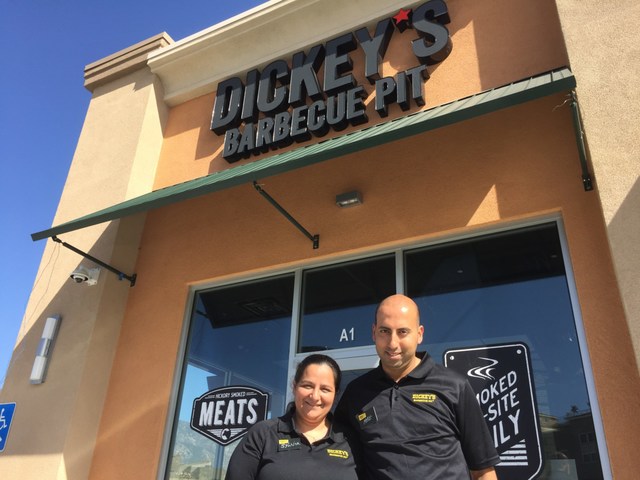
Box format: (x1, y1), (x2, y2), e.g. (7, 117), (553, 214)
(166, 275), (294, 480)
(405, 223), (603, 479)
(299, 254), (396, 352)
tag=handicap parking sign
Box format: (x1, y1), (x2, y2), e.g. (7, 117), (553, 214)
(0, 403), (16, 452)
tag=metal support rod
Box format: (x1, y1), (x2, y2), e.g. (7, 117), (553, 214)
(569, 91), (594, 192)
(253, 181), (319, 249)
(52, 236), (137, 286)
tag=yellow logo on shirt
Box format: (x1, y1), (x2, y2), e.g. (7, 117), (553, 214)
(412, 393), (437, 403)
(327, 449), (350, 459)
(279, 439), (288, 445)
(357, 412), (367, 421)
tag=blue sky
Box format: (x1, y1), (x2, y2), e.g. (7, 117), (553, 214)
(0, 0), (266, 390)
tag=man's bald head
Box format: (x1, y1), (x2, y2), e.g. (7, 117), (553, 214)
(375, 294), (421, 326)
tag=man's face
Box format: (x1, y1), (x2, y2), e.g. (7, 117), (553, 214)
(372, 295), (424, 380)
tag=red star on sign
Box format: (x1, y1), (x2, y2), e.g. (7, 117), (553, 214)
(393, 8), (412, 31)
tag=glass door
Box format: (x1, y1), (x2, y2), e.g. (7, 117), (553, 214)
(333, 355), (379, 406)
(289, 350), (379, 407)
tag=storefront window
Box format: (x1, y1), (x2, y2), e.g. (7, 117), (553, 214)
(299, 254), (396, 352)
(165, 275), (294, 480)
(165, 221), (605, 480)
(405, 223), (604, 479)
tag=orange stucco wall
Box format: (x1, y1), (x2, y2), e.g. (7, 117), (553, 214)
(87, 0), (639, 478)
(89, 94), (639, 479)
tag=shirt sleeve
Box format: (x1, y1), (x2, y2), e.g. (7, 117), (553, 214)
(457, 380), (501, 471)
(225, 423), (267, 480)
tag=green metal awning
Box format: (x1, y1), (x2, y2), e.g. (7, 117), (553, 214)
(32, 68), (575, 241)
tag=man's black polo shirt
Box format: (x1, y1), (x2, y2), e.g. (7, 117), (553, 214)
(225, 409), (361, 480)
(335, 353), (500, 479)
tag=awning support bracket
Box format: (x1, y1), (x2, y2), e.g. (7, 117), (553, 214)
(52, 236), (137, 286)
(253, 181), (319, 249)
(569, 90), (594, 192)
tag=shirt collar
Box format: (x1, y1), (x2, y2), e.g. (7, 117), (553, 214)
(374, 351), (435, 383)
(406, 351), (434, 379)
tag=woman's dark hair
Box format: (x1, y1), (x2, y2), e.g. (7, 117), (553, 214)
(293, 354), (342, 392)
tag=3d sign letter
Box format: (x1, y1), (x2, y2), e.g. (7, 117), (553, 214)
(411, 0), (452, 64)
(289, 45), (325, 106)
(355, 18), (395, 83)
(211, 77), (244, 134)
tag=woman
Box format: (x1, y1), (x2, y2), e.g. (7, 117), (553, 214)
(225, 354), (362, 479)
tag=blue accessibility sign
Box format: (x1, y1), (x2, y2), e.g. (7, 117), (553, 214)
(0, 403), (16, 452)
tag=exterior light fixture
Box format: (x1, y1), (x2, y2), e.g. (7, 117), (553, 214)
(30, 315), (61, 384)
(335, 191), (362, 207)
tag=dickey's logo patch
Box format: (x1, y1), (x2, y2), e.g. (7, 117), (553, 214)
(327, 449), (350, 459)
(412, 392), (437, 403)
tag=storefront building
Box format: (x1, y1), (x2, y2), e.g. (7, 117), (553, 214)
(1, 0), (639, 479)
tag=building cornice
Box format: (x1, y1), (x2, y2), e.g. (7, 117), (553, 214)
(84, 33), (174, 92)
(147, 0), (421, 106)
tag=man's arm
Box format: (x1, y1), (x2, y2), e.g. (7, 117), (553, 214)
(470, 467), (497, 480)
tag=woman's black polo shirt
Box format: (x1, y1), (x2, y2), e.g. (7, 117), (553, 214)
(335, 352), (500, 479)
(225, 409), (361, 480)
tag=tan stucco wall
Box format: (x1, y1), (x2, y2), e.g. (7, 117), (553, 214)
(555, 0), (640, 372)
(0, 44), (169, 480)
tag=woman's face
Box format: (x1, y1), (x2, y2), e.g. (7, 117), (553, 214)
(293, 363), (337, 425)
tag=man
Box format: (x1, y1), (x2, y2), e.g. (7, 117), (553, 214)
(335, 294), (500, 479)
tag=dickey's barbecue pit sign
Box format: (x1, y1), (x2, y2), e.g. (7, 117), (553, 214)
(191, 386), (269, 446)
(211, 0), (453, 162)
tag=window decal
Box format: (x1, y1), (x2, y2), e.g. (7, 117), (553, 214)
(445, 343), (543, 480)
(191, 386), (269, 446)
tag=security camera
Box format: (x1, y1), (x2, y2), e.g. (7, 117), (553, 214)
(70, 266), (100, 286)
(70, 266), (89, 283)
